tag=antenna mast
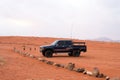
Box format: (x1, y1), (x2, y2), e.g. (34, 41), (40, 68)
(71, 24), (73, 39)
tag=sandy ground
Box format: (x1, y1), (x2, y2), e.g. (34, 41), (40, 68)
(0, 36), (120, 80)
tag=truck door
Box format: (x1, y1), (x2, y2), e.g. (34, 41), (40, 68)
(54, 41), (66, 52)
(64, 41), (72, 52)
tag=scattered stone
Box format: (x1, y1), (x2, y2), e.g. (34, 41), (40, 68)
(74, 68), (85, 73)
(37, 58), (42, 60)
(110, 77), (120, 80)
(53, 63), (62, 67)
(38, 58), (47, 62)
(92, 67), (100, 77)
(46, 61), (54, 65)
(73, 68), (78, 71)
(86, 71), (93, 76)
(53, 63), (57, 66)
(60, 64), (65, 68)
(97, 73), (106, 78)
(13, 48), (112, 80)
(22, 52), (26, 57)
(34, 56), (39, 60)
(29, 54), (35, 58)
(65, 63), (75, 71)
(83, 70), (87, 74)
(106, 76), (110, 80)
(24, 52), (27, 55)
(16, 50), (20, 53)
(26, 53), (30, 56)
(83, 70), (92, 76)
(54, 63), (64, 68)
(14, 49), (18, 53)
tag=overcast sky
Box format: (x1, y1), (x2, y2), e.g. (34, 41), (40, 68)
(0, 0), (120, 40)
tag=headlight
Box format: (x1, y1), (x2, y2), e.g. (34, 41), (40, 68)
(40, 47), (44, 51)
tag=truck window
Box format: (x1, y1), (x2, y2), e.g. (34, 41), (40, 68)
(57, 41), (64, 47)
(64, 41), (72, 47)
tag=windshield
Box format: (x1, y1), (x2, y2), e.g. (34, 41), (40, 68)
(51, 40), (58, 45)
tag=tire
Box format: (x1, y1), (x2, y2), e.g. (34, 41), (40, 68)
(73, 50), (80, 57)
(45, 50), (53, 58)
(42, 52), (45, 56)
(68, 52), (73, 56)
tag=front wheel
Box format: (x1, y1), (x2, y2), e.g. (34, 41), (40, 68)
(45, 50), (53, 58)
(73, 50), (80, 57)
(42, 52), (45, 56)
(68, 52), (73, 56)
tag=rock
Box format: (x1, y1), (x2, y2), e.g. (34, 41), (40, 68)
(92, 67), (100, 77)
(26, 53), (30, 56)
(24, 52), (27, 55)
(65, 63), (75, 71)
(86, 71), (93, 76)
(60, 64), (65, 68)
(83, 70), (93, 76)
(29, 54), (35, 58)
(73, 68), (77, 71)
(83, 70), (87, 74)
(34, 56), (39, 60)
(74, 68), (85, 73)
(38, 58), (47, 62)
(53, 63), (62, 67)
(110, 77), (120, 80)
(17, 50), (20, 53)
(42, 59), (47, 62)
(53, 62), (56, 65)
(97, 73), (105, 78)
(17, 50), (21, 53)
(106, 76), (110, 80)
(37, 58), (42, 60)
(22, 52), (26, 57)
(46, 61), (54, 65)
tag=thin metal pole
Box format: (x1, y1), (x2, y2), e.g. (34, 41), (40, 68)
(71, 24), (73, 39)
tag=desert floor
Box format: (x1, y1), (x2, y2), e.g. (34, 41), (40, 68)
(0, 36), (120, 80)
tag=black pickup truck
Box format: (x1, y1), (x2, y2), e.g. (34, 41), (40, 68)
(40, 40), (87, 57)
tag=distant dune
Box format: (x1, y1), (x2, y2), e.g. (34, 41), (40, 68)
(92, 37), (120, 43)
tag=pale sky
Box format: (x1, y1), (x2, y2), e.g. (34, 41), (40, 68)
(0, 0), (120, 40)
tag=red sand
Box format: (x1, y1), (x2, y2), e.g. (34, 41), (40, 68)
(0, 36), (120, 80)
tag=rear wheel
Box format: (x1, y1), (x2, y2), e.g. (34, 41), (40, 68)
(45, 50), (53, 58)
(68, 52), (73, 56)
(73, 50), (80, 57)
